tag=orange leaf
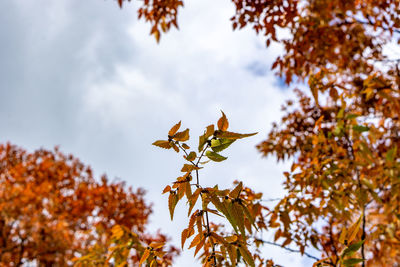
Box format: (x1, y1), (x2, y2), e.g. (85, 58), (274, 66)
(215, 131), (257, 140)
(181, 164), (201, 172)
(139, 249), (150, 265)
(194, 236), (206, 256)
(152, 140), (171, 149)
(189, 233), (202, 249)
(181, 228), (188, 249)
(162, 185), (171, 194)
(168, 121), (181, 136)
(217, 111), (229, 131)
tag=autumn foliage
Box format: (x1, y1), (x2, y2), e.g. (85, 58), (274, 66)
(82, 0), (400, 266)
(121, 0), (399, 266)
(0, 144), (177, 266)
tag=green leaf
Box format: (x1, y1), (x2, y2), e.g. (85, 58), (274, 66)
(333, 126), (342, 136)
(342, 240), (364, 257)
(238, 246), (255, 267)
(345, 113), (359, 120)
(198, 135), (207, 152)
(231, 202), (245, 237)
(337, 108), (345, 119)
(206, 150), (227, 162)
(209, 194), (227, 215)
(229, 182), (243, 198)
(227, 245), (237, 266)
(343, 258), (364, 266)
(386, 146), (397, 163)
(211, 138), (235, 152)
(241, 203), (257, 230)
(352, 125), (370, 133)
(186, 151), (197, 161)
(224, 200), (239, 234)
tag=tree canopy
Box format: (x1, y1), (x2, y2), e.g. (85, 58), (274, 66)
(0, 143), (178, 266)
(122, 0), (400, 266)
(21, 0), (400, 266)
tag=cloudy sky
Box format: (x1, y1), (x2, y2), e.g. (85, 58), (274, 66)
(0, 0), (314, 266)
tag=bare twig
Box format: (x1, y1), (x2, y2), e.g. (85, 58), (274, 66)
(256, 239), (320, 262)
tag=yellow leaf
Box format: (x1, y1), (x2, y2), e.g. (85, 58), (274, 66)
(205, 124), (215, 138)
(168, 192), (179, 220)
(229, 182), (243, 198)
(181, 164), (201, 172)
(347, 213), (363, 243)
(225, 235), (238, 243)
(339, 227), (347, 244)
(185, 181), (192, 199)
(185, 151), (197, 161)
(150, 242), (165, 249)
(173, 128), (190, 141)
(152, 140), (171, 149)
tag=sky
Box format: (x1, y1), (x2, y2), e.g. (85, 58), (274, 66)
(0, 0), (314, 266)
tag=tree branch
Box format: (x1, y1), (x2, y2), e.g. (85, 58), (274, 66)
(255, 239), (320, 262)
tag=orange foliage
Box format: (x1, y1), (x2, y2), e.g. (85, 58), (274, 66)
(105, 0), (400, 266)
(0, 143), (177, 266)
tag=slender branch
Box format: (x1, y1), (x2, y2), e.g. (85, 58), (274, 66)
(256, 239), (320, 262)
(191, 143), (216, 266)
(205, 209), (217, 266)
(195, 144), (209, 187)
(328, 220), (339, 261)
(343, 125), (366, 266)
(355, 19), (400, 34)
(261, 198), (282, 202)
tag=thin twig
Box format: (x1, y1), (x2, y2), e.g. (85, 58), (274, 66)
(192, 144), (217, 266)
(256, 239), (320, 261)
(343, 125), (366, 266)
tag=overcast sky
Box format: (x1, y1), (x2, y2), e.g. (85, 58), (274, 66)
(0, 0), (314, 266)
